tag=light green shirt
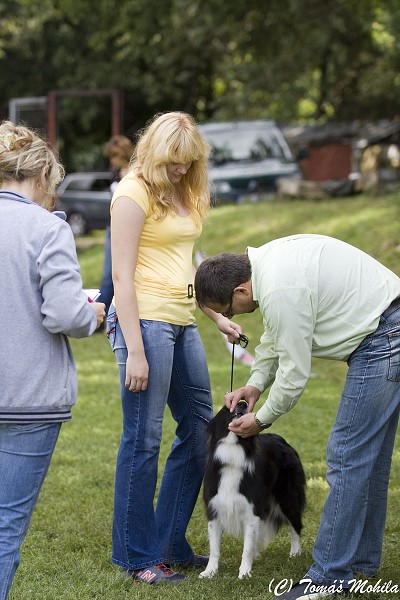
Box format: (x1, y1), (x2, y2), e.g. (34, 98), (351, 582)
(249, 234), (400, 425)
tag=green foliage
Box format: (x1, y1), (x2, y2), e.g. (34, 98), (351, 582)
(2, 0), (400, 159)
(8, 193), (400, 599)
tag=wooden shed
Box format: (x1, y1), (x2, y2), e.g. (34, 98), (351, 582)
(279, 120), (400, 198)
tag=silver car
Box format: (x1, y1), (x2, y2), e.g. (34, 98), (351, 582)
(198, 120), (300, 204)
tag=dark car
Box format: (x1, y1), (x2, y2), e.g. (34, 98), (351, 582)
(56, 172), (113, 236)
(198, 120), (300, 204)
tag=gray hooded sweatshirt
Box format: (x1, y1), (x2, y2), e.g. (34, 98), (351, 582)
(0, 191), (97, 422)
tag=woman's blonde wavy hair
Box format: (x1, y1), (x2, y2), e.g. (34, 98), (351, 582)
(130, 112), (210, 222)
(0, 120), (64, 210)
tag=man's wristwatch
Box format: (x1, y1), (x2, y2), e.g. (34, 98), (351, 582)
(254, 413), (271, 431)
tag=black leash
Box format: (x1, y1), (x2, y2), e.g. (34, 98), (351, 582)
(230, 334), (249, 392)
(230, 334), (250, 418)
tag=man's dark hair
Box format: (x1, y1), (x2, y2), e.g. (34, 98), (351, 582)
(194, 253), (251, 307)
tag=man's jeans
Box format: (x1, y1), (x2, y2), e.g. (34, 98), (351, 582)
(307, 303), (400, 586)
(0, 423), (61, 600)
(107, 310), (213, 570)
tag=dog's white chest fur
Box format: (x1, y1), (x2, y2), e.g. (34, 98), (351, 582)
(209, 432), (255, 537)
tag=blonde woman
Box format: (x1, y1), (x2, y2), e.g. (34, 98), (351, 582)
(0, 121), (105, 599)
(107, 112), (241, 584)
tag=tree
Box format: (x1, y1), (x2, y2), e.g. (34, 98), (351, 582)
(1, 0), (400, 170)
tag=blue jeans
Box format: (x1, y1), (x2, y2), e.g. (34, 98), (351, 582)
(107, 308), (213, 570)
(0, 423), (61, 600)
(306, 303), (400, 586)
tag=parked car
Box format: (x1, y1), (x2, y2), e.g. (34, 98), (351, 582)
(198, 120), (301, 204)
(56, 171), (113, 236)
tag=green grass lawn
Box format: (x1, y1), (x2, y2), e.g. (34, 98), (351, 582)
(9, 194), (400, 599)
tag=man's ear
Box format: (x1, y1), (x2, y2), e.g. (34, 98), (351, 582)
(233, 281), (252, 297)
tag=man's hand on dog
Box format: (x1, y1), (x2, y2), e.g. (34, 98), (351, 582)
(228, 412), (261, 437)
(225, 385), (262, 437)
(225, 385), (260, 412)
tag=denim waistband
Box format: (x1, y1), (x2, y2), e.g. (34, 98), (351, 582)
(382, 296), (400, 319)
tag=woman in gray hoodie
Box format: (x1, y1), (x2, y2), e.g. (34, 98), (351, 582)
(0, 120), (105, 599)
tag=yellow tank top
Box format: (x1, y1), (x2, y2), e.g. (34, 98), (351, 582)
(111, 175), (201, 326)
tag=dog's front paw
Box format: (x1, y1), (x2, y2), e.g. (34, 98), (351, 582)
(199, 568), (217, 579)
(238, 569), (252, 579)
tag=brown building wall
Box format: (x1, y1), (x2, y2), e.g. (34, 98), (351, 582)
(299, 143), (352, 181)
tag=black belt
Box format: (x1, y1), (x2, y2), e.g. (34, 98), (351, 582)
(382, 296), (400, 318)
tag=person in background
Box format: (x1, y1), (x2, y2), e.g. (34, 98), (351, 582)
(0, 120), (105, 600)
(107, 112), (241, 584)
(98, 135), (134, 319)
(194, 234), (400, 600)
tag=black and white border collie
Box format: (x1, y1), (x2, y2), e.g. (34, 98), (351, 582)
(200, 402), (306, 579)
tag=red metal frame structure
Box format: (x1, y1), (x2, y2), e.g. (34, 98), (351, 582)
(47, 88), (123, 149)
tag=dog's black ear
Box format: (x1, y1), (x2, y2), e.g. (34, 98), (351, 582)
(206, 405), (232, 444)
(215, 405), (232, 426)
